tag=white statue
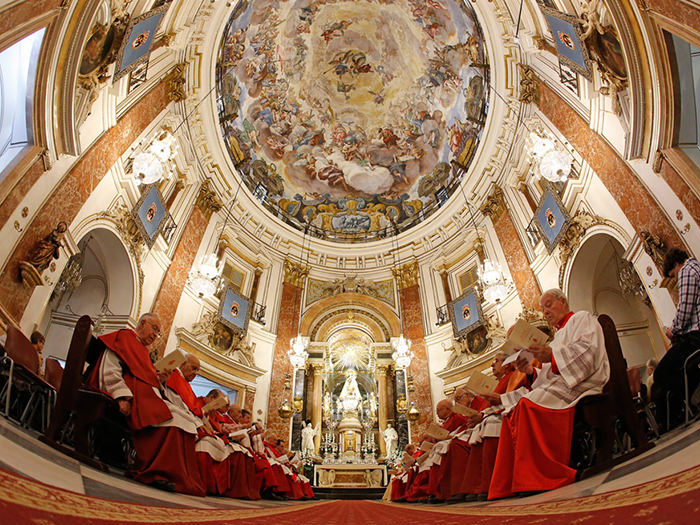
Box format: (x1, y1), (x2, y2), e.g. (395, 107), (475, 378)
(301, 421), (319, 454)
(369, 392), (377, 417)
(338, 369), (362, 413)
(382, 423), (399, 458)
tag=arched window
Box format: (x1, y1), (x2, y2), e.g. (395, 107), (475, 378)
(0, 28), (45, 179)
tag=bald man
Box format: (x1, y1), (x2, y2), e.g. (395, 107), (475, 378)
(400, 399), (467, 502)
(488, 289), (610, 500)
(166, 354), (202, 416)
(86, 314), (205, 496)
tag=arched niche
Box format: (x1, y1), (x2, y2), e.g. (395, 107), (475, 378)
(42, 227), (136, 360)
(565, 233), (666, 368)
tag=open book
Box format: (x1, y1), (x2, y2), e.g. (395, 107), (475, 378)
(155, 348), (188, 375)
(201, 395), (227, 414)
(426, 422), (450, 441)
(452, 403), (479, 417)
(503, 349), (535, 367)
(402, 452), (416, 468)
(420, 441), (434, 452)
(465, 371), (499, 396)
(500, 319), (548, 355)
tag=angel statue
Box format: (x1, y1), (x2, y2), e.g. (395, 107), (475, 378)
(301, 420), (320, 455)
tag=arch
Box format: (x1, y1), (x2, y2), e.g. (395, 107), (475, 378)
(299, 292), (401, 339)
(565, 232), (666, 367)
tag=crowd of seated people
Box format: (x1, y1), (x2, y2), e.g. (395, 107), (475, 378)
(84, 313), (313, 499)
(391, 288), (610, 502)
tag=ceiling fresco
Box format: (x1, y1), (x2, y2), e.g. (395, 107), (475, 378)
(216, 0), (489, 242)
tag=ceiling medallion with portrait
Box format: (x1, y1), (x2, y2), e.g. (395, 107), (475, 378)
(216, 0), (490, 242)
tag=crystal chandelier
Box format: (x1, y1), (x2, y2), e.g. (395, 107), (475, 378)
(132, 131), (177, 185)
(188, 252), (222, 299)
(391, 334), (413, 369)
(526, 129), (572, 183)
(478, 258), (510, 305)
(288, 334), (309, 369)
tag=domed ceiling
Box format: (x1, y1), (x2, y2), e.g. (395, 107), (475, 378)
(215, 0), (489, 242)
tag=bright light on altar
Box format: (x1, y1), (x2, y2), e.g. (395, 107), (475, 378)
(478, 259), (511, 306)
(391, 335), (413, 369)
(188, 253), (221, 299)
(526, 129), (572, 183)
(288, 335), (308, 369)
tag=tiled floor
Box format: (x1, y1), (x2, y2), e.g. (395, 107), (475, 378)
(1, 416), (699, 509)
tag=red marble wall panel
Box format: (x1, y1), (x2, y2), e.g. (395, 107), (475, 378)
(0, 157), (44, 230)
(0, 80), (168, 320)
(151, 206), (208, 354)
(494, 209), (541, 310)
(399, 284), (433, 438)
(266, 281), (301, 447)
(538, 82), (684, 249)
(659, 161), (700, 225)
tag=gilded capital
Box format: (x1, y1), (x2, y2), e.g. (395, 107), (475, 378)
(518, 64), (540, 105)
(165, 62), (187, 103)
(284, 258), (309, 287)
(480, 186), (506, 222)
(195, 179), (223, 218)
(392, 261), (419, 290)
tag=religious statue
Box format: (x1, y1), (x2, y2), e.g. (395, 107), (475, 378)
(323, 391), (332, 420)
(338, 369), (362, 413)
(20, 221), (68, 287)
(382, 423), (398, 458)
(301, 421), (319, 455)
(25, 221), (67, 273)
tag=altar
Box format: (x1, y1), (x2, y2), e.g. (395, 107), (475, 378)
(314, 464), (387, 488)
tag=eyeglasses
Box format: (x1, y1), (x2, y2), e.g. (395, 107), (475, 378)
(146, 320), (162, 338)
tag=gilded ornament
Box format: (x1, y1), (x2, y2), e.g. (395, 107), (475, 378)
(283, 258), (309, 287)
(392, 261), (419, 290)
(195, 179), (223, 218)
(518, 64), (540, 105)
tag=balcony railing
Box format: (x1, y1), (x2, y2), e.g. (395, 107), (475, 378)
(435, 304), (449, 326)
(252, 302), (266, 325)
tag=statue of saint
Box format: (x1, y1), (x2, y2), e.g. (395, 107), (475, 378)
(382, 423), (399, 458)
(26, 221), (67, 273)
(301, 421), (319, 454)
(338, 369), (362, 413)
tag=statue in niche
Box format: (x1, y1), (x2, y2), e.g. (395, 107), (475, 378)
(338, 369), (362, 413)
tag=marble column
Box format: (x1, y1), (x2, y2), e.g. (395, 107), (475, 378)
(266, 259), (308, 448)
(376, 365), (388, 456)
(311, 364), (324, 453)
(0, 76), (171, 321)
(481, 187), (541, 310)
(393, 261), (433, 439)
(151, 182), (222, 355)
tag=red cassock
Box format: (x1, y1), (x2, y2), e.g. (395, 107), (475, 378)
(87, 329), (205, 496)
(460, 371), (530, 497)
(264, 441), (313, 499)
(429, 398), (487, 500)
(404, 413), (467, 502)
(488, 399), (576, 499)
(391, 450), (424, 501)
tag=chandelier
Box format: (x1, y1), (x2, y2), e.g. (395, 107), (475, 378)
(132, 131), (177, 185)
(288, 334), (309, 369)
(526, 129), (572, 183)
(391, 334), (413, 369)
(188, 252), (222, 299)
(478, 258), (510, 305)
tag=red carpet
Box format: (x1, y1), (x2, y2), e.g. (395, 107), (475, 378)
(1, 465), (700, 524)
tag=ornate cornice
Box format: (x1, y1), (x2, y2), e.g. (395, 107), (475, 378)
(283, 258), (309, 287)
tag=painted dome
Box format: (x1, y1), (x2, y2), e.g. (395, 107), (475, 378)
(216, 0), (489, 242)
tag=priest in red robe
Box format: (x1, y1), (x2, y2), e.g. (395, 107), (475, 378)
(401, 400), (466, 502)
(488, 289), (610, 500)
(86, 313), (205, 496)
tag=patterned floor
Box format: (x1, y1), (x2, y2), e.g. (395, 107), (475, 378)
(1, 416), (699, 522)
